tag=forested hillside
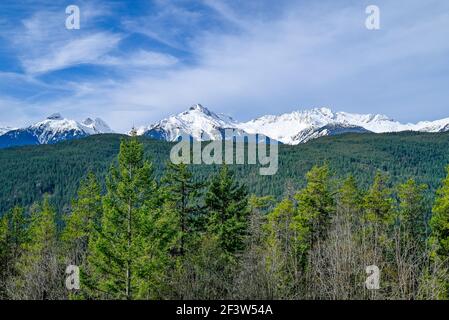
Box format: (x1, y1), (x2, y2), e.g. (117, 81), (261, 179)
(1, 131), (449, 217)
(1, 134), (449, 300)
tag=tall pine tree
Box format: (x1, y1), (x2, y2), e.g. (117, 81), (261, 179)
(62, 172), (102, 266)
(161, 162), (203, 256)
(398, 179), (428, 244)
(205, 165), (249, 259)
(0, 206), (28, 299)
(429, 167), (449, 299)
(295, 165), (335, 247)
(337, 175), (363, 222)
(87, 136), (171, 299)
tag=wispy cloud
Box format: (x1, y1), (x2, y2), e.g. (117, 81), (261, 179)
(22, 32), (122, 74)
(101, 50), (179, 69)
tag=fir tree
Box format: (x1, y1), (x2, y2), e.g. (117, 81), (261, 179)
(361, 172), (395, 296)
(337, 175), (363, 221)
(205, 165), (249, 259)
(0, 206), (29, 298)
(397, 179), (428, 243)
(264, 198), (300, 298)
(423, 168), (449, 300)
(62, 172), (102, 266)
(61, 172), (102, 299)
(295, 165), (335, 246)
(363, 171), (394, 225)
(87, 136), (170, 299)
(429, 166), (449, 265)
(161, 162), (203, 256)
(11, 198), (62, 299)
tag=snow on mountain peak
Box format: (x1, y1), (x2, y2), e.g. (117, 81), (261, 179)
(3, 105), (448, 149)
(138, 105), (449, 145)
(0, 114), (114, 147)
(0, 127), (15, 136)
(81, 117), (113, 134)
(138, 104), (239, 141)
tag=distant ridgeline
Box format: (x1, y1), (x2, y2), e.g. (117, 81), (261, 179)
(1, 131), (449, 217)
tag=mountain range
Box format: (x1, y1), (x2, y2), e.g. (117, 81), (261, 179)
(0, 113), (112, 149)
(1, 104), (449, 148)
(137, 104), (449, 145)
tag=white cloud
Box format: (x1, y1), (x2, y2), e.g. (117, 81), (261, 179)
(3, 1), (122, 75)
(101, 50), (179, 68)
(22, 32), (122, 74)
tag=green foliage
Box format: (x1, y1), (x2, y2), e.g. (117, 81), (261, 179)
(262, 165), (335, 298)
(363, 172), (395, 225)
(61, 172), (102, 299)
(2, 131), (449, 217)
(397, 179), (428, 242)
(86, 137), (174, 299)
(430, 166), (449, 262)
(1, 132), (449, 300)
(161, 162), (204, 255)
(264, 198), (299, 297)
(0, 213), (8, 298)
(10, 198), (62, 299)
(0, 206), (28, 298)
(337, 175), (363, 220)
(295, 165), (335, 245)
(205, 166), (249, 259)
(62, 172), (102, 264)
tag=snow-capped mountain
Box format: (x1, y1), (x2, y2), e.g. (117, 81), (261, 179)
(2, 105), (449, 149)
(0, 113), (113, 148)
(138, 104), (244, 141)
(137, 105), (449, 145)
(240, 108), (449, 144)
(0, 127), (15, 136)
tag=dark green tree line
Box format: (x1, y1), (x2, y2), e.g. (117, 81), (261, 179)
(1, 138), (449, 300)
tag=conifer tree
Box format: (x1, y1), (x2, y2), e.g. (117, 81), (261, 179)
(11, 198), (62, 299)
(363, 172), (394, 225)
(337, 175), (363, 221)
(7, 207), (28, 260)
(87, 136), (171, 299)
(62, 172), (102, 266)
(361, 172), (395, 297)
(233, 196), (274, 299)
(264, 198), (300, 298)
(0, 206), (28, 298)
(430, 167), (449, 258)
(205, 165), (249, 259)
(393, 179), (428, 299)
(295, 165), (335, 246)
(429, 167), (449, 296)
(161, 162), (203, 256)
(398, 179), (428, 244)
(0, 214), (8, 298)
(61, 172), (102, 299)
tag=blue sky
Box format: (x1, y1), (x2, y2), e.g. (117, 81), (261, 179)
(0, 0), (448, 132)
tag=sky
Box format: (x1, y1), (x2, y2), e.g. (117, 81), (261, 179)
(0, 0), (448, 132)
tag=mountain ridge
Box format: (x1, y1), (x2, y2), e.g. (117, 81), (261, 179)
(137, 104), (449, 145)
(0, 114), (113, 148)
(2, 104), (449, 148)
